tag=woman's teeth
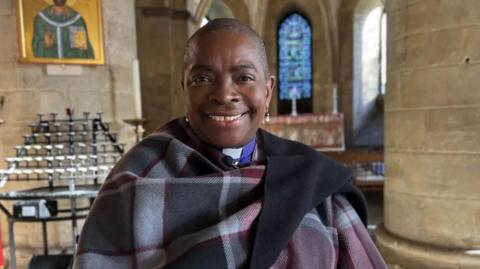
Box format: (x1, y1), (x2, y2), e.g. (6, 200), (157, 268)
(209, 114), (243, 121)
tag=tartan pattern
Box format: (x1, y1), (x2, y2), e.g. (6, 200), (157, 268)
(74, 120), (387, 269)
(269, 195), (386, 269)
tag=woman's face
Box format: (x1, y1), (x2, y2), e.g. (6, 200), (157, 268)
(182, 31), (274, 148)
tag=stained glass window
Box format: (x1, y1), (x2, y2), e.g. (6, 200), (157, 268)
(278, 13), (312, 100)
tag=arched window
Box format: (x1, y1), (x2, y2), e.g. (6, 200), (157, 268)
(277, 13), (313, 114)
(352, 1), (386, 146)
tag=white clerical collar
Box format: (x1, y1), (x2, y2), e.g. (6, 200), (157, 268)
(222, 148), (242, 160)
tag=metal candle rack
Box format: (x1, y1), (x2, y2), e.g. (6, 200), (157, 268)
(0, 110), (124, 269)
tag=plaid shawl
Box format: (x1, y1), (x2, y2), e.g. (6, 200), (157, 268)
(74, 119), (387, 269)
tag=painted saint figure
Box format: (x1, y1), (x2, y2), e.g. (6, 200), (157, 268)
(32, 0), (94, 59)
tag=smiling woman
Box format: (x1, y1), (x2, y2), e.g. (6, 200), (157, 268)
(182, 29), (273, 148)
(73, 18), (387, 269)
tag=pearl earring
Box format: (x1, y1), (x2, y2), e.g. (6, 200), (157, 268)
(264, 110), (270, 123)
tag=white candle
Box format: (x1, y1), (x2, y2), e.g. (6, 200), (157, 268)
(132, 59), (142, 119)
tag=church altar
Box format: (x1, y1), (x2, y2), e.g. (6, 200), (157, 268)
(261, 113), (345, 151)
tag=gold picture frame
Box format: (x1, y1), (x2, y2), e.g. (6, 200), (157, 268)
(16, 0), (105, 65)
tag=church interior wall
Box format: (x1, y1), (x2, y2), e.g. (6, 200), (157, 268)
(135, 0), (193, 133)
(1, 0), (478, 268)
(0, 0), (138, 253)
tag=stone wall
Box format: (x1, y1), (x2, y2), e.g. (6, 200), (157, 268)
(376, 0), (480, 267)
(135, 0), (195, 133)
(0, 0), (137, 251)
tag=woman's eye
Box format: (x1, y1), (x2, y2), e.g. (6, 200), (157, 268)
(238, 75), (255, 82)
(191, 75), (211, 83)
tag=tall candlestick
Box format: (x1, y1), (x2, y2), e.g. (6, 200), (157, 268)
(290, 86), (298, 117)
(332, 84), (338, 114)
(132, 59), (142, 119)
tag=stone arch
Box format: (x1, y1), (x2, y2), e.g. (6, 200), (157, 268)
(262, 0), (333, 115)
(197, 0), (252, 27)
(222, 0), (252, 26)
(193, 0), (213, 25)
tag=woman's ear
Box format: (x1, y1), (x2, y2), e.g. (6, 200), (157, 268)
(265, 75), (276, 105)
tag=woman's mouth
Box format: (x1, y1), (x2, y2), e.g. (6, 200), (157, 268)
(207, 112), (248, 123)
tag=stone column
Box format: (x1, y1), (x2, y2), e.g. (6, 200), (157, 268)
(376, 0), (480, 268)
(135, 0), (196, 133)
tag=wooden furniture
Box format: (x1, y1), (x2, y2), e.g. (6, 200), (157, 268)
(261, 114), (384, 191)
(262, 113), (345, 151)
(324, 149), (384, 191)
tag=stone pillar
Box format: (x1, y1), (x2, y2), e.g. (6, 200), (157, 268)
(135, 0), (196, 133)
(0, 0), (137, 257)
(376, 0), (480, 268)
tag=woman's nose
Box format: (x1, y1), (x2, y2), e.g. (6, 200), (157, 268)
(210, 79), (239, 104)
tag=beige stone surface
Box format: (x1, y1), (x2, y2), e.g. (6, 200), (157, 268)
(376, 225), (480, 269)
(381, 0), (480, 267)
(136, 1), (191, 132)
(404, 27), (480, 69)
(0, 16), (17, 63)
(388, 8), (407, 43)
(384, 70), (402, 111)
(0, 0), (13, 16)
(405, 0), (480, 34)
(337, 0), (356, 144)
(386, 108), (480, 152)
(384, 190), (480, 248)
(0, 62), (17, 90)
(222, 0), (251, 25)
(388, 39), (407, 73)
(3, 91), (40, 121)
(401, 65), (480, 108)
(386, 0), (408, 12)
(65, 90), (114, 115)
(386, 152), (480, 200)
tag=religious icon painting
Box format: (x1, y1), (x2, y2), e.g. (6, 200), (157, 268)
(16, 0), (105, 65)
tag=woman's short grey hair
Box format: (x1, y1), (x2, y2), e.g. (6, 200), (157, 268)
(182, 18), (270, 79)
